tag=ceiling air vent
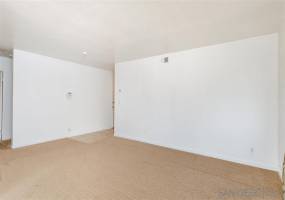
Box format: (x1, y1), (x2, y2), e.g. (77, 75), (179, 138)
(162, 57), (169, 63)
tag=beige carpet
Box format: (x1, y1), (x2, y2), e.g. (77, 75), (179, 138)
(0, 140), (11, 150)
(0, 130), (282, 200)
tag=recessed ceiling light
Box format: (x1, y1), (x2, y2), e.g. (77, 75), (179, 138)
(82, 51), (87, 55)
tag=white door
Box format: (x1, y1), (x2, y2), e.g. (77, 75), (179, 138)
(0, 71), (4, 141)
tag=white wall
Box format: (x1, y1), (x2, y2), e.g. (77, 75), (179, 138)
(115, 34), (279, 171)
(0, 56), (12, 140)
(13, 50), (113, 148)
(279, 6), (285, 177)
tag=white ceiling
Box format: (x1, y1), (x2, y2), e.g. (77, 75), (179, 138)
(0, 0), (284, 70)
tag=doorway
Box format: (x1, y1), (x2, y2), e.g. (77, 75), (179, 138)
(0, 71), (9, 149)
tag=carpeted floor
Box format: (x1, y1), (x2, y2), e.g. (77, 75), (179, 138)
(0, 130), (282, 200)
(0, 140), (11, 150)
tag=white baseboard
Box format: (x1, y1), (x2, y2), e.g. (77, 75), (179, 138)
(67, 127), (113, 138)
(12, 127), (114, 148)
(114, 132), (279, 172)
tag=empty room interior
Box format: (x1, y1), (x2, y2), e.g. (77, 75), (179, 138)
(1, 0), (285, 199)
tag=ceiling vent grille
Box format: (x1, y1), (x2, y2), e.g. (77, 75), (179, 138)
(162, 57), (169, 63)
